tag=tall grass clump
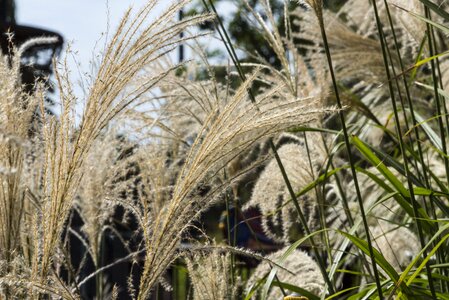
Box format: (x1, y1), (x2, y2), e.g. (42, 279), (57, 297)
(204, 0), (449, 298)
(3, 0), (449, 299)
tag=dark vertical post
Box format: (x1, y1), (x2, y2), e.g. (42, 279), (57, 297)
(0, 0), (15, 24)
(178, 7), (184, 63)
(0, 0), (6, 24)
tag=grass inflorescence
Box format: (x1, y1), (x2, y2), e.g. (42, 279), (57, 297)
(2, 0), (449, 299)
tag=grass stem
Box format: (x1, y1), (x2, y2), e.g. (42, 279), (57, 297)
(316, 14), (384, 298)
(202, 0), (336, 294)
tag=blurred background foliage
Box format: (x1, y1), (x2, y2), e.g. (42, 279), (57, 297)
(186, 0), (347, 66)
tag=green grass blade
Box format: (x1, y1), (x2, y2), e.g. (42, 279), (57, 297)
(419, 0), (449, 22)
(271, 281), (320, 300)
(416, 81), (449, 105)
(407, 234), (449, 285)
(393, 222), (449, 297)
(409, 111), (443, 151)
(351, 136), (409, 197)
(410, 50), (449, 70)
(289, 126), (341, 135)
(352, 137), (435, 232)
(338, 231), (400, 283)
(325, 286), (360, 300)
(393, 4), (449, 34)
(261, 229), (327, 300)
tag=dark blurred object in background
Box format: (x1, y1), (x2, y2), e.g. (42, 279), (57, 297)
(0, 0), (15, 24)
(1, 0), (63, 111)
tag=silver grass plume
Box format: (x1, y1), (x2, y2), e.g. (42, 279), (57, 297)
(293, 1), (432, 145)
(0, 47), (52, 298)
(75, 131), (139, 268)
(246, 247), (324, 298)
(135, 70), (337, 298)
(338, 0), (426, 57)
(297, 0), (323, 21)
(370, 221), (420, 273)
(443, 59), (449, 90)
(343, 167), (405, 226)
(325, 166), (412, 255)
(243, 0), (330, 100)
(0, 0), (215, 296)
(221, 0), (331, 204)
(0, 256), (77, 299)
(185, 249), (238, 300)
(294, 10), (387, 90)
(245, 133), (329, 244)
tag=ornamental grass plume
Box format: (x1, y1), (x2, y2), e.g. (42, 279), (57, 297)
(324, 166), (413, 260)
(135, 69), (337, 299)
(0, 40), (79, 298)
(298, 0), (323, 21)
(242, 0), (329, 100)
(338, 0), (426, 56)
(31, 0), (213, 293)
(246, 247), (325, 299)
(74, 133), (125, 267)
(294, 0), (433, 110)
(442, 59), (449, 93)
(370, 221), (420, 273)
(245, 134), (329, 243)
(294, 10), (387, 92)
(185, 248), (238, 300)
(336, 167), (405, 227)
(0, 50), (39, 265)
(225, 0), (332, 209)
(72, 131), (146, 286)
(0, 0), (214, 297)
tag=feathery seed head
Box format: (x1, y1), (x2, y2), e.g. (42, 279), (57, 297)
(297, 0), (323, 20)
(186, 249), (237, 300)
(246, 134), (328, 243)
(371, 221), (420, 272)
(247, 247), (325, 298)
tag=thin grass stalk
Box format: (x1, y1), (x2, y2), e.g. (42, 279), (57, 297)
(232, 198), (237, 270)
(433, 48), (449, 159)
(222, 171), (236, 288)
(319, 134), (375, 281)
(424, 6), (449, 185)
(227, 164), (289, 296)
(202, 0), (336, 294)
(383, 20), (441, 300)
(424, 5), (449, 292)
(383, 0), (435, 214)
(384, 53), (423, 184)
(321, 139), (353, 228)
(231, 204), (289, 297)
(370, 1), (437, 298)
(384, 0), (448, 282)
(425, 3), (449, 154)
(318, 141), (374, 281)
(380, 10), (430, 217)
(314, 8), (384, 298)
(303, 132), (331, 263)
(383, 3), (445, 290)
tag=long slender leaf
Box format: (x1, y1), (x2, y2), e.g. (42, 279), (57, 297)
(419, 0), (449, 22)
(261, 230), (327, 300)
(393, 222), (449, 298)
(338, 231), (400, 283)
(352, 136), (436, 232)
(351, 136), (409, 197)
(393, 4), (449, 34)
